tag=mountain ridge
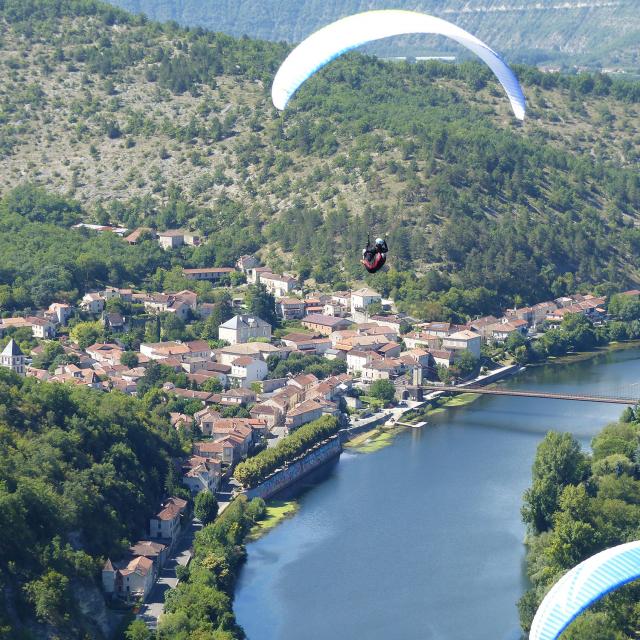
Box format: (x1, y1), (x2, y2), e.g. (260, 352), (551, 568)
(106, 0), (640, 69)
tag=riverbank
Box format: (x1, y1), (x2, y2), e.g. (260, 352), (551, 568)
(247, 500), (299, 541)
(539, 338), (640, 366)
(345, 425), (404, 453)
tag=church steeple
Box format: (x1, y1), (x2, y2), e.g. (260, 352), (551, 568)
(0, 339), (26, 376)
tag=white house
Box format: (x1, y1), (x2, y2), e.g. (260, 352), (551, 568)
(143, 293), (192, 321)
(182, 456), (221, 495)
(346, 349), (382, 374)
(26, 317), (56, 339)
(284, 399), (324, 430)
(259, 272), (298, 297)
(350, 288), (382, 318)
(277, 298), (306, 320)
(157, 230), (200, 250)
(149, 497), (187, 545)
(183, 267), (234, 283)
(281, 333), (331, 354)
(442, 330), (482, 360)
(469, 316), (500, 341)
(140, 340), (211, 362)
(229, 356), (268, 388)
(215, 342), (288, 365)
(47, 303), (73, 326)
(361, 359), (403, 381)
(487, 320), (528, 343)
(102, 556), (155, 601)
(431, 350), (454, 368)
(236, 255), (260, 273)
(80, 292), (105, 314)
(218, 315), (272, 345)
(86, 343), (125, 366)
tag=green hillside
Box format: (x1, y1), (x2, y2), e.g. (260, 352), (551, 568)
(0, 368), (184, 639)
(107, 0), (640, 69)
(1, 0), (640, 322)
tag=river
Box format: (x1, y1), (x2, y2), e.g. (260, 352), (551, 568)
(234, 346), (640, 640)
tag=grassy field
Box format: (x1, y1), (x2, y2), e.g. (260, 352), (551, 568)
(345, 425), (405, 453)
(247, 499), (299, 541)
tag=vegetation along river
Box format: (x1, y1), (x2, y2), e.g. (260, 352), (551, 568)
(234, 346), (640, 640)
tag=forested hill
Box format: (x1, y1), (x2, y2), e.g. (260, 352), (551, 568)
(2, 0), (640, 319)
(0, 369), (185, 638)
(107, 0), (640, 70)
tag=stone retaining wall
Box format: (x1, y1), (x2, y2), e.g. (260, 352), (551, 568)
(243, 436), (342, 500)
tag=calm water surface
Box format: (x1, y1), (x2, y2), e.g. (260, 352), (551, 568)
(234, 347), (640, 640)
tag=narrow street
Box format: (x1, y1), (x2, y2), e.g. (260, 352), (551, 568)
(137, 517), (202, 629)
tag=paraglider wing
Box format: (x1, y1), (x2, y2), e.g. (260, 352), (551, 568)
(529, 540), (640, 640)
(271, 10), (526, 120)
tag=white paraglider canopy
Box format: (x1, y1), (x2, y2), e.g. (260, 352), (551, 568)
(530, 540), (640, 640)
(271, 10), (526, 120)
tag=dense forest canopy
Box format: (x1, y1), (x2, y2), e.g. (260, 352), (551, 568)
(1, 0), (640, 319)
(0, 369), (184, 638)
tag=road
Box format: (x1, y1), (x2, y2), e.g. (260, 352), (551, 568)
(137, 517), (202, 629)
(268, 426), (288, 447)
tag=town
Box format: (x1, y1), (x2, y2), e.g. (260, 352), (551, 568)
(1, 228), (638, 611)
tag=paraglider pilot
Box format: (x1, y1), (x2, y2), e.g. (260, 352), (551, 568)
(361, 236), (388, 274)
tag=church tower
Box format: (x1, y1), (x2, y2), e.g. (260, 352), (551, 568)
(0, 339), (26, 376)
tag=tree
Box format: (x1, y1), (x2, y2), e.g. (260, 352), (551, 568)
(608, 294), (640, 321)
(125, 619), (152, 640)
(161, 313), (188, 341)
(562, 612), (626, 640)
(245, 284), (277, 328)
(539, 328), (569, 357)
(436, 363), (452, 384)
(201, 299), (233, 340)
(560, 313), (597, 351)
(201, 377), (223, 393)
(591, 421), (639, 461)
(545, 484), (599, 568)
(522, 431), (588, 533)
(145, 316), (161, 343)
(24, 571), (70, 625)
(194, 491), (218, 524)
(453, 349), (478, 378)
(69, 321), (102, 349)
(505, 331), (527, 353)
(120, 351), (139, 368)
(369, 379), (396, 405)
(221, 405), (250, 418)
(31, 341), (65, 370)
